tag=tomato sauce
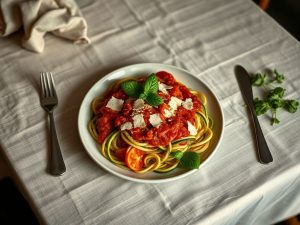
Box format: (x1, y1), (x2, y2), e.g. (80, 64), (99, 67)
(95, 71), (201, 146)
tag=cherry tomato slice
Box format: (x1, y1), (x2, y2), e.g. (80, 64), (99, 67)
(125, 148), (145, 171)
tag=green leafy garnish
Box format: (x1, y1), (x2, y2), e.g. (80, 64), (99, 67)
(251, 70), (285, 87)
(121, 81), (143, 98)
(171, 151), (184, 160)
(143, 74), (159, 94)
(267, 87), (285, 100)
(146, 92), (164, 106)
(271, 117), (280, 125)
(121, 73), (163, 106)
(179, 152), (200, 170)
(269, 99), (284, 110)
(139, 93), (148, 100)
(251, 73), (266, 86)
(253, 98), (270, 116)
(273, 69), (285, 84)
(251, 69), (298, 125)
(284, 100), (299, 113)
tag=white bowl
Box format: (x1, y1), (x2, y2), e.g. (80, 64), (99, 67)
(78, 63), (224, 183)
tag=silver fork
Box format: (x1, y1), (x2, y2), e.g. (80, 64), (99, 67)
(40, 72), (66, 176)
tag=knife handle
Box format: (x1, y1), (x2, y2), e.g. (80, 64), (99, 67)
(250, 110), (273, 164)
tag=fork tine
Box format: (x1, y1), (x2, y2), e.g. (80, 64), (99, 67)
(41, 72), (48, 97)
(49, 72), (57, 97)
(40, 72), (46, 97)
(41, 72), (57, 98)
(45, 72), (53, 97)
(44, 72), (50, 97)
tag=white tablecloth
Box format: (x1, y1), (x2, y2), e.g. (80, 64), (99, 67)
(0, 0), (300, 225)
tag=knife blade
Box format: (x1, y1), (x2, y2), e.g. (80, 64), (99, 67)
(235, 65), (273, 164)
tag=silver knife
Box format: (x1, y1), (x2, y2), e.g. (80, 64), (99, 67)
(235, 65), (273, 164)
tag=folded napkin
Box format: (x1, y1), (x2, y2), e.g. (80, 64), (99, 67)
(0, 0), (90, 53)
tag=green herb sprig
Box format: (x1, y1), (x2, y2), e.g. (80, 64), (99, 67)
(171, 151), (200, 169)
(121, 74), (163, 106)
(251, 69), (285, 87)
(251, 69), (298, 125)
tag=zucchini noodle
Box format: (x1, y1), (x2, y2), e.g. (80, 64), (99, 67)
(88, 76), (214, 173)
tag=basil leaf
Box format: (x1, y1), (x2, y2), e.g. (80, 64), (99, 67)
(171, 151), (184, 160)
(144, 74), (158, 94)
(180, 152), (200, 170)
(139, 93), (148, 100)
(121, 81), (143, 97)
(145, 92), (163, 106)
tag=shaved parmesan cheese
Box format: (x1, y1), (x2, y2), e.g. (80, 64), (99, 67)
(149, 113), (162, 127)
(187, 121), (197, 135)
(169, 97), (182, 111)
(133, 99), (144, 109)
(163, 109), (173, 118)
(162, 97), (183, 118)
(131, 99), (152, 117)
(169, 96), (182, 109)
(158, 82), (173, 94)
(120, 122), (133, 131)
(133, 114), (146, 128)
(106, 96), (124, 111)
(182, 98), (193, 110)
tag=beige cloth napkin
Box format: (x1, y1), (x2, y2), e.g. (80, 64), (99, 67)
(0, 0), (90, 53)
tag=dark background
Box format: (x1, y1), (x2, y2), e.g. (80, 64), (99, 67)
(265, 0), (300, 41)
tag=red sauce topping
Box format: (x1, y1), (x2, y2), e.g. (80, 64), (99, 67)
(95, 71), (201, 147)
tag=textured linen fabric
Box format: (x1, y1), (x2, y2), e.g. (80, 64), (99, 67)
(0, 0), (300, 225)
(0, 0), (90, 53)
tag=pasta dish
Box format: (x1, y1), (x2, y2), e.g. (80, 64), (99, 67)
(88, 71), (213, 173)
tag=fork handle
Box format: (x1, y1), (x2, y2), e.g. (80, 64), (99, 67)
(49, 112), (66, 176)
